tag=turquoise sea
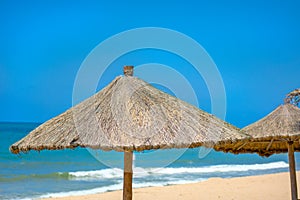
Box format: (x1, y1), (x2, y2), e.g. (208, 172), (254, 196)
(1, 122), (297, 200)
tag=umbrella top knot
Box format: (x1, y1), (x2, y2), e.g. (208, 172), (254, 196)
(284, 88), (300, 106)
(123, 66), (134, 76)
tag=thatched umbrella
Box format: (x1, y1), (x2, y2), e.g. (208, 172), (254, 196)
(215, 89), (300, 200)
(10, 66), (248, 200)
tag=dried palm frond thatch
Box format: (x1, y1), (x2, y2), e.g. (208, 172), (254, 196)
(10, 70), (247, 154)
(215, 103), (300, 156)
(215, 88), (300, 200)
(10, 66), (249, 200)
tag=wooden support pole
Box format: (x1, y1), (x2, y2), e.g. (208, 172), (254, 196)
(123, 151), (133, 200)
(288, 141), (298, 200)
(122, 66), (134, 200)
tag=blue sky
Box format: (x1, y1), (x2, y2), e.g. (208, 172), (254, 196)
(1, 0), (300, 127)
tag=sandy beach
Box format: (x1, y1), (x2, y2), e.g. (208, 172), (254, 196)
(41, 171), (299, 200)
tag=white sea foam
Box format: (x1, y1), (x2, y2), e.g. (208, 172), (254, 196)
(39, 161), (288, 199)
(151, 161), (289, 174)
(68, 168), (123, 179)
(67, 161), (288, 181)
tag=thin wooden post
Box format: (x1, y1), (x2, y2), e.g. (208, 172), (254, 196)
(123, 66), (134, 200)
(123, 151), (133, 200)
(288, 141), (298, 200)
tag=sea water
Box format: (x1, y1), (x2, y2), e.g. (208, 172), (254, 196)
(0, 122), (296, 200)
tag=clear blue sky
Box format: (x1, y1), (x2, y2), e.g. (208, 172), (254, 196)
(1, 0), (299, 127)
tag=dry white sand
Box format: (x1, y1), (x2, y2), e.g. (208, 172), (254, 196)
(42, 171), (299, 200)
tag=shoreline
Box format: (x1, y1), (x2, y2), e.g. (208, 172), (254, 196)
(41, 171), (299, 200)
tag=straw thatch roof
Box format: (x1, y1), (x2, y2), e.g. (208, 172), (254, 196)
(10, 75), (248, 154)
(215, 103), (300, 156)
